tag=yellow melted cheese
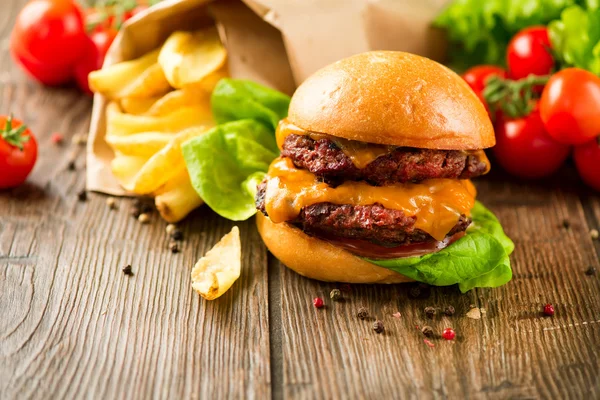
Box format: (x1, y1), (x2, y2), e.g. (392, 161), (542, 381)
(264, 157), (477, 241)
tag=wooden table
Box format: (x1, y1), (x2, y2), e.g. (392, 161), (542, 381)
(1, 1), (599, 398)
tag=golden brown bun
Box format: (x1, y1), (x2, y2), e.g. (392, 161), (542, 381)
(256, 213), (413, 284)
(288, 51), (495, 150)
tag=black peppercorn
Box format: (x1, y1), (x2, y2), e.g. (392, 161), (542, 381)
(562, 219), (571, 229)
(140, 203), (153, 214)
(77, 190), (87, 202)
(169, 241), (180, 254)
(585, 266), (597, 276)
(373, 320), (384, 334)
(444, 306), (456, 316)
(330, 289), (342, 301)
(357, 307), (369, 320)
(170, 229), (184, 241)
(67, 159), (76, 171)
(424, 306), (436, 319)
(421, 325), (434, 337)
(122, 265), (133, 276)
(131, 208), (141, 219)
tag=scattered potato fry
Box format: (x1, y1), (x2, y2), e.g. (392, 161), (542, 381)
(124, 126), (209, 194)
(121, 96), (160, 114)
(118, 63), (172, 99)
(146, 88), (211, 116)
(187, 65), (229, 93)
(159, 28), (227, 89)
(155, 170), (204, 223)
(111, 153), (151, 189)
(191, 226), (241, 300)
(106, 103), (213, 136)
(89, 49), (160, 98)
(105, 132), (177, 157)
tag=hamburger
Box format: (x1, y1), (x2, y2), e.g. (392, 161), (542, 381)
(255, 51), (514, 291)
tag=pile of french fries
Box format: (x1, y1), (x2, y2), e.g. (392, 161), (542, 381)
(90, 26), (227, 222)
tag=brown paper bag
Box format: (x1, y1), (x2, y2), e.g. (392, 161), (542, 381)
(87, 0), (450, 194)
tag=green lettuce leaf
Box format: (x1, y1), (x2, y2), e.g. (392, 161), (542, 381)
(434, 0), (582, 69)
(548, 5), (600, 74)
(182, 119), (279, 221)
(365, 202), (514, 293)
(211, 78), (291, 130)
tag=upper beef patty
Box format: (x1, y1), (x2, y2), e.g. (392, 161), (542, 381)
(281, 134), (488, 186)
(255, 180), (471, 247)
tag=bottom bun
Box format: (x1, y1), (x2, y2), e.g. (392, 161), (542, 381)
(256, 213), (413, 284)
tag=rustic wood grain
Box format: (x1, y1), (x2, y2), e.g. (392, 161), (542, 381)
(0, 1), (271, 399)
(1, 0), (600, 399)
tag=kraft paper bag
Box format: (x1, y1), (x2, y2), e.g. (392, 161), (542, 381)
(87, 0), (450, 194)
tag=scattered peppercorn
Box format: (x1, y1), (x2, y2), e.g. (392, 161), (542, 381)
(372, 320), (384, 334)
(424, 306), (436, 319)
(138, 213), (150, 224)
(131, 207), (141, 219)
(170, 229), (183, 241)
(357, 307), (369, 320)
(409, 286), (421, 298)
(330, 288), (342, 301)
(585, 266), (597, 276)
(122, 265), (133, 276)
(67, 159), (76, 171)
(543, 303), (555, 316)
(72, 133), (87, 146)
(421, 325), (434, 337)
(444, 306), (456, 316)
(313, 297), (324, 308)
(166, 224), (177, 235)
(51, 132), (63, 145)
(392, 312), (402, 319)
(562, 219), (571, 229)
(106, 197), (117, 210)
(442, 327), (456, 340)
(169, 241), (180, 254)
(590, 229), (599, 240)
(77, 190), (87, 202)
(140, 203), (153, 214)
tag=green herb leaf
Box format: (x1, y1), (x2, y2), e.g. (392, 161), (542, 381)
(365, 202), (514, 292)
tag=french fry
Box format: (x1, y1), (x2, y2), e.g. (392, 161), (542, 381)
(105, 132), (176, 157)
(89, 49), (160, 97)
(121, 96), (159, 114)
(159, 27), (227, 89)
(191, 226), (241, 300)
(118, 63), (172, 99)
(115, 126), (208, 194)
(187, 65), (229, 93)
(106, 102), (213, 136)
(154, 170), (204, 223)
(145, 88), (211, 116)
(110, 153), (151, 189)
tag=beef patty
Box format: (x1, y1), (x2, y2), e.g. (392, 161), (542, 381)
(255, 181), (471, 247)
(281, 134), (488, 186)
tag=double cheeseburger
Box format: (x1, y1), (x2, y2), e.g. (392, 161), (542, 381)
(255, 51), (498, 284)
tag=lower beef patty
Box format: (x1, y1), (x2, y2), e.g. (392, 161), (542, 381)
(255, 181), (471, 247)
(281, 134), (487, 186)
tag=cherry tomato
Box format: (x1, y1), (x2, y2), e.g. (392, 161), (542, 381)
(540, 68), (600, 145)
(10, 0), (87, 86)
(507, 26), (554, 80)
(574, 138), (600, 191)
(493, 105), (570, 179)
(0, 116), (38, 189)
(462, 65), (507, 120)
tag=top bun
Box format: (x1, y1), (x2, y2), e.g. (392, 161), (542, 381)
(288, 51), (495, 150)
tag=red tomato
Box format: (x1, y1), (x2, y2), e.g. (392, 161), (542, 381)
(574, 139), (600, 191)
(0, 116), (38, 189)
(10, 0), (87, 86)
(462, 65), (507, 120)
(540, 68), (600, 145)
(493, 105), (570, 179)
(507, 26), (554, 80)
(74, 28), (117, 95)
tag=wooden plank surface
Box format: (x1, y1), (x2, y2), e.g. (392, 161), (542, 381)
(0, 1), (599, 399)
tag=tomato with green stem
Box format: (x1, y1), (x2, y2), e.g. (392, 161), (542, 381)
(462, 65), (507, 120)
(0, 116), (38, 189)
(574, 138), (600, 192)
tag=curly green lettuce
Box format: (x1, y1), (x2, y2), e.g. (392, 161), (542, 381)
(365, 202), (514, 292)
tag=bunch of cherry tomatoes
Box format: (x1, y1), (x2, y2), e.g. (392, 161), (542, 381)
(462, 26), (600, 192)
(10, 0), (149, 95)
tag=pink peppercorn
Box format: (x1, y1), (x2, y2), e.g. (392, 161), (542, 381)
(442, 327), (456, 340)
(313, 297), (324, 308)
(543, 303), (555, 316)
(51, 132), (64, 144)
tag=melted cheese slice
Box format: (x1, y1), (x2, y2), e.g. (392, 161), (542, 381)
(264, 157), (477, 241)
(276, 118), (490, 171)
